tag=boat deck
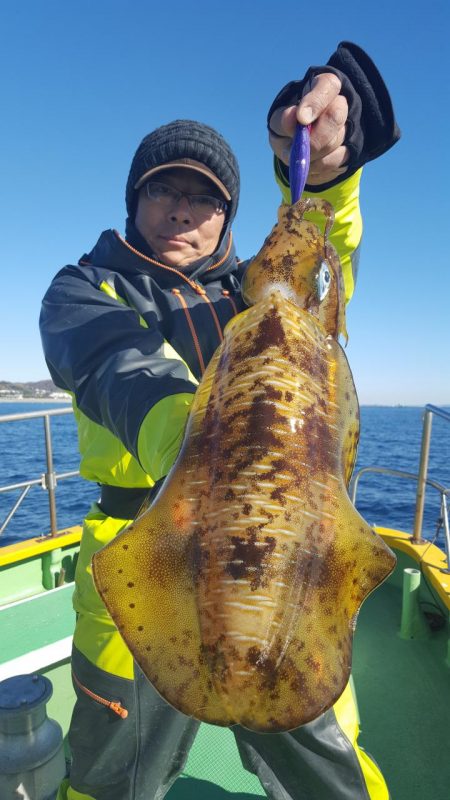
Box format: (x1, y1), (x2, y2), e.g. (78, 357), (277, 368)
(169, 724), (265, 798)
(353, 576), (450, 800)
(1, 548), (449, 800)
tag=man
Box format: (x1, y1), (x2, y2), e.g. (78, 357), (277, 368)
(41, 41), (399, 800)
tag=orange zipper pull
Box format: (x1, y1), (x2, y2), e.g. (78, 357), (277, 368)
(109, 701), (129, 719)
(72, 670), (129, 719)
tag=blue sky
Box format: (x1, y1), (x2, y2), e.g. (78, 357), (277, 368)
(1, 0), (448, 405)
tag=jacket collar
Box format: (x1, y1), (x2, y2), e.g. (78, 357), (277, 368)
(80, 221), (239, 289)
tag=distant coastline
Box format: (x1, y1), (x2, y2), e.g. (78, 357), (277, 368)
(0, 397), (71, 403)
(0, 398), (440, 408)
(0, 379), (69, 404)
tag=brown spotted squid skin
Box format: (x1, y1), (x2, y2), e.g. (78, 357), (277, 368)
(92, 198), (396, 732)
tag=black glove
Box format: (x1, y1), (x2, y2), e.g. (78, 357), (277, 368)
(267, 41), (401, 191)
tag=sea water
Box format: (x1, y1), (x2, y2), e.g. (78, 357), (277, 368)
(0, 402), (449, 549)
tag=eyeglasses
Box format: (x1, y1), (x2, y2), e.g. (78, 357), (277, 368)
(144, 181), (228, 219)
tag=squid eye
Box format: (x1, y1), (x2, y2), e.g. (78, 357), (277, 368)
(317, 262), (331, 301)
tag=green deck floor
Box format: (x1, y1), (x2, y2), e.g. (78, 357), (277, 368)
(0, 585), (74, 661)
(167, 571), (450, 800)
(168, 724), (265, 799)
(352, 580), (450, 800)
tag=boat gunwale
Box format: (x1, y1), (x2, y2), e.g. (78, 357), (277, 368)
(0, 526), (82, 567)
(375, 526), (450, 611)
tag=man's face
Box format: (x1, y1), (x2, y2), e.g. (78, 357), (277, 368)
(135, 168), (227, 269)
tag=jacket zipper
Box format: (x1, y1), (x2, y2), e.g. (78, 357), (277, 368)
(171, 282), (242, 376)
(222, 288), (239, 316)
(171, 289), (206, 375)
(194, 284), (224, 342)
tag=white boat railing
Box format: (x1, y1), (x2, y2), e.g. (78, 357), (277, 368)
(1, 404), (449, 561)
(0, 407), (78, 538)
(351, 405), (450, 569)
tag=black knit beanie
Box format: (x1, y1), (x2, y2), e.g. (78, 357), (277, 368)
(126, 120), (240, 223)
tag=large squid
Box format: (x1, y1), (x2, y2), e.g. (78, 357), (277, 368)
(93, 133), (395, 733)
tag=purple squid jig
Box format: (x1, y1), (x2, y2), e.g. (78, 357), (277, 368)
(289, 124), (311, 204)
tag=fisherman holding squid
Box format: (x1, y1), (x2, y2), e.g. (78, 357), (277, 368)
(40, 41), (400, 800)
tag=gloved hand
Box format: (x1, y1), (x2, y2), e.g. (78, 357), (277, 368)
(268, 41), (401, 191)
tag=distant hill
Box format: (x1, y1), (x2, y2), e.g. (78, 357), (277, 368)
(0, 379), (67, 399)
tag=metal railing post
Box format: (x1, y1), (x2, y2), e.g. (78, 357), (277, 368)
(43, 414), (58, 536)
(440, 494), (450, 574)
(412, 409), (433, 544)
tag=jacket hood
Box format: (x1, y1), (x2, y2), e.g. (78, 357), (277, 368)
(80, 220), (239, 288)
